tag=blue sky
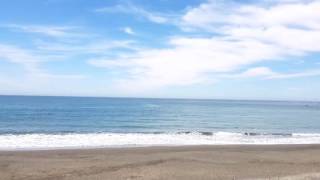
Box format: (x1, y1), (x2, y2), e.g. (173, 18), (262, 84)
(0, 0), (320, 101)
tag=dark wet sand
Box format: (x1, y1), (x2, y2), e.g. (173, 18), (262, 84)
(1, 145), (320, 180)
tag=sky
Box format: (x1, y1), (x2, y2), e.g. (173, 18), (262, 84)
(0, 0), (320, 101)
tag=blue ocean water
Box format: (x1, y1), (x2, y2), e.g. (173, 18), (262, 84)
(1, 95), (320, 134)
(1, 95), (320, 149)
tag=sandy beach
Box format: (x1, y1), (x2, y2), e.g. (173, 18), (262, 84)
(1, 145), (320, 180)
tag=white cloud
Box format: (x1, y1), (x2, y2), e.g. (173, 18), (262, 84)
(2, 1), (319, 96)
(122, 27), (135, 35)
(0, 43), (85, 79)
(89, 36), (282, 91)
(234, 67), (276, 78)
(95, 4), (169, 23)
(35, 40), (136, 54)
(181, 1), (320, 54)
(182, 0), (320, 31)
(268, 69), (320, 79)
(0, 44), (40, 73)
(89, 0), (320, 92)
(4, 24), (83, 38)
(226, 66), (320, 79)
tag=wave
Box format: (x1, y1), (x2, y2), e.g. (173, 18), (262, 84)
(1, 132), (320, 150)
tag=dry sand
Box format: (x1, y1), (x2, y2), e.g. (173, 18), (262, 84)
(1, 145), (320, 180)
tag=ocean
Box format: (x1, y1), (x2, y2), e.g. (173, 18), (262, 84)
(1, 95), (320, 150)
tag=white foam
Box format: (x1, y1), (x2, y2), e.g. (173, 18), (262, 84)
(1, 132), (320, 150)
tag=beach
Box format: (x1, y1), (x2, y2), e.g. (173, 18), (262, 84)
(1, 145), (320, 180)
(2, 0), (320, 178)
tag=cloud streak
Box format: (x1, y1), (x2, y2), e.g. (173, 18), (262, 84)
(0, 43), (85, 79)
(95, 4), (170, 24)
(225, 67), (320, 79)
(4, 24), (84, 38)
(35, 40), (137, 54)
(0, 44), (41, 73)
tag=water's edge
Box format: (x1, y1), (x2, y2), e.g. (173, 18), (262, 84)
(1, 132), (320, 150)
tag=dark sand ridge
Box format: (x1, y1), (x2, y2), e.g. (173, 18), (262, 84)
(1, 145), (320, 180)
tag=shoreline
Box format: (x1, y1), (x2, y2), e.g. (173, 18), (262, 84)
(2, 144), (320, 179)
(2, 132), (320, 150)
(1, 143), (320, 152)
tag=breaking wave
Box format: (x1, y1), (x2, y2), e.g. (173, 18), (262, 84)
(1, 132), (320, 150)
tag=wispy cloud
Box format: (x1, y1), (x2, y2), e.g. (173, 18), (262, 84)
(35, 40), (136, 54)
(268, 69), (320, 79)
(95, 4), (170, 24)
(0, 44), (41, 73)
(227, 67), (277, 78)
(224, 67), (320, 79)
(4, 24), (84, 38)
(2, 0), (320, 97)
(89, 37), (281, 91)
(0, 43), (85, 79)
(122, 27), (135, 35)
(181, 0), (320, 55)
(182, 0), (320, 31)
(0, 43), (88, 96)
(89, 0), (320, 92)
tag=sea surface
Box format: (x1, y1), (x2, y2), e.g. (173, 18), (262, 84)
(1, 95), (320, 150)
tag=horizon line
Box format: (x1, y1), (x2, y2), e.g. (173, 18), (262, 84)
(0, 94), (319, 103)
